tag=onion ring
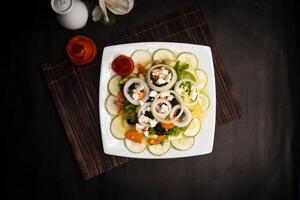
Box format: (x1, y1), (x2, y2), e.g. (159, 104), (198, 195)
(174, 78), (199, 106)
(146, 64), (177, 91)
(172, 106), (192, 127)
(151, 98), (172, 119)
(169, 105), (184, 121)
(123, 78), (150, 105)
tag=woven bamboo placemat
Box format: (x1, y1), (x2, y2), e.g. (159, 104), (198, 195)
(41, 4), (242, 180)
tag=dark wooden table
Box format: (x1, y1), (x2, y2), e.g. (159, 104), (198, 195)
(6, 0), (299, 199)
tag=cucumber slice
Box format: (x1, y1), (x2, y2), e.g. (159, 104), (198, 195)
(167, 133), (184, 141)
(131, 49), (152, 66)
(199, 92), (210, 111)
(110, 116), (128, 139)
(177, 52), (198, 69)
(184, 117), (201, 137)
(108, 75), (121, 96)
(148, 140), (171, 156)
(125, 139), (147, 153)
(171, 136), (195, 151)
(152, 49), (175, 61)
(105, 95), (119, 115)
(195, 69), (208, 90)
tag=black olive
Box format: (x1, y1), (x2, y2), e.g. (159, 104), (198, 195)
(127, 117), (137, 125)
(144, 111), (154, 119)
(128, 83), (136, 91)
(153, 82), (168, 87)
(170, 98), (179, 107)
(146, 97), (154, 102)
(154, 123), (167, 135)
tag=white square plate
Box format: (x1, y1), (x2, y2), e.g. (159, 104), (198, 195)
(99, 42), (216, 159)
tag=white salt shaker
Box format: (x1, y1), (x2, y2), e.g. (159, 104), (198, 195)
(51, 0), (88, 30)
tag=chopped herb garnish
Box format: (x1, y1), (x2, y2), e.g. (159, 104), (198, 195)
(149, 128), (156, 135)
(132, 73), (139, 78)
(181, 71), (196, 82)
(167, 126), (188, 136)
(119, 83), (124, 91)
(135, 105), (141, 114)
(124, 103), (137, 112)
(174, 61), (196, 81)
(174, 61), (189, 80)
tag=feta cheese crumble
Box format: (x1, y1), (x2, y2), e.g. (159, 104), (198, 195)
(160, 104), (169, 113)
(138, 115), (150, 124)
(149, 119), (158, 127)
(132, 93), (139, 100)
(151, 67), (172, 85)
(136, 123), (145, 133)
(149, 90), (158, 97)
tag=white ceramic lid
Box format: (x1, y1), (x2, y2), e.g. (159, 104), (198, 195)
(51, 0), (74, 14)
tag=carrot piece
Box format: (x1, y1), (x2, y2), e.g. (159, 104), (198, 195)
(148, 138), (158, 145)
(157, 135), (166, 142)
(125, 130), (143, 143)
(138, 91), (145, 99)
(148, 135), (166, 145)
(161, 123), (175, 130)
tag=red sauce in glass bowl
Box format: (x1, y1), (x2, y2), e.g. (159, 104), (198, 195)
(112, 55), (134, 75)
(66, 35), (97, 65)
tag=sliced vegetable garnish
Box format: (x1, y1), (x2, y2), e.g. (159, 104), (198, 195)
(105, 95), (119, 115)
(152, 49), (175, 61)
(108, 75), (121, 96)
(131, 49), (152, 67)
(110, 116), (130, 139)
(183, 117), (201, 137)
(198, 91), (210, 111)
(195, 69), (208, 90)
(171, 136), (195, 151)
(148, 140), (171, 156)
(125, 139), (147, 153)
(177, 52), (198, 69)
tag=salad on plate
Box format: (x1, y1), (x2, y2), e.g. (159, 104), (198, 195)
(105, 48), (210, 156)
